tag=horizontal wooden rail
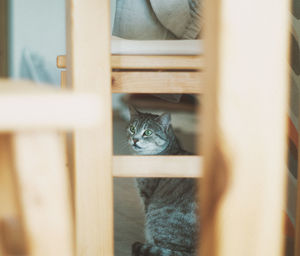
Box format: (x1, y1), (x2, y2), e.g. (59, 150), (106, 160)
(57, 55), (204, 70)
(60, 70), (203, 94)
(58, 54), (204, 93)
(112, 72), (203, 93)
(113, 155), (202, 177)
(0, 79), (102, 130)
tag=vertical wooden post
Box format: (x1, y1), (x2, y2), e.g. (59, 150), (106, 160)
(66, 0), (113, 255)
(200, 0), (290, 255)
(0, 135), (23, 255)
(295, 121), (300, 256)
(0, 135), (18, 233)
(13, 132), (74, 256)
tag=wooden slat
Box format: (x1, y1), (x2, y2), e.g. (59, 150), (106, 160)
(61, 70), (202, 93)
(1, 218), (26, 255)
(0, 79), (102, 130)
(13, 132), (74, 256)
(60, 69), (74, 202)
(63, 132), (75, 213)
(57, 56), (65, 69)
(0, 231), (4, 256)
(59, 71), (74, 205)
(296, 179), (300, 255)
(0, 135), (19, 225)
(295, 104), (300, 256)
(113, 156), (202, 177)
(112, 71), (203, 93)
(0, 95), (102, 131)
(200, 0), (290, 255)
(112, 55), (204, 70)
(66, 0), (113, 255)
(57, 55), (204, 70)
(0, 135), (25, 255)
(61, 71), (67, 88)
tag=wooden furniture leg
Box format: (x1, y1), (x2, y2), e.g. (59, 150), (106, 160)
(13, 132), (74, 256)
(0, 134), (25, 255)
(66, 0), (113, 255)
(295, 117), (300, 256)
(201, 0), (290, 255)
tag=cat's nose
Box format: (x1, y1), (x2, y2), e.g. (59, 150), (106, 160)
(133, 138), (139, 145)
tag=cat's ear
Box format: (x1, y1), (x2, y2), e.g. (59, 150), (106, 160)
(157, 113), (171, 128)
(128, 105), (140, 117)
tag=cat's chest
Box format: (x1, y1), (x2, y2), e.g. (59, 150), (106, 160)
(152, 179), (196, 201)
(144, 202), (198, 250)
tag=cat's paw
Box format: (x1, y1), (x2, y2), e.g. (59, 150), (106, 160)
(131, 241), (144, 256)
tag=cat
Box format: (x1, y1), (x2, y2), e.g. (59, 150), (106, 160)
(127, 106), (198, 256)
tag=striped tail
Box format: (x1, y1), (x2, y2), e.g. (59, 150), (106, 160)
(132, 242), (194, 256)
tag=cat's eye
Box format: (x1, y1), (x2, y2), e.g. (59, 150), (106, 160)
(129, 125), (135, 134)
(143, 129), (153, 136)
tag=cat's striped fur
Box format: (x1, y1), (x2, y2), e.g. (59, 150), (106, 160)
(127, 107), (198, 256)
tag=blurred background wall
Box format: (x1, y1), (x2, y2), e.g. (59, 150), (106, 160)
(8, 0), (66, 85)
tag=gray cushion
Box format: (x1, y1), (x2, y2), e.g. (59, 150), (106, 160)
(112, 0), (202, 40)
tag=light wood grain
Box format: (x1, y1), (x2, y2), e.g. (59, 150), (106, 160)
(13, 132), (74, 256)
(57, 56), (65, 69)
(61, 70), (202, 94)
(295, 105), (300, 256)
(0, 79), (103, 130)
(0, 94), (102, 131)
(1, 217), (26, 255)
(0, 135), (25, 256)
(57, 55), (204, 70)
(295, 172), (300, 255)
(112, 72), (203, 93)
(61, 71), (67, 88)
(66, 0), (113, 255)
(199, 0), (223, 254)
(200, 0), (290, 255)
(0, 135), (19, 222)
(113, 156), (202, 177)
(112, 55), (204, 70)
(59, 70), (75, 214)
(0, 236), (4, 256)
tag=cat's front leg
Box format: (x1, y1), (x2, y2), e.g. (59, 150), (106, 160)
(131, 241), (144, 256)
(132, 242), (163, 256)
(135, 178), (159, 202)
(131, 241), (193, 256)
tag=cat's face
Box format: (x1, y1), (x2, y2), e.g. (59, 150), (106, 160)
(127, 107), (171, 155)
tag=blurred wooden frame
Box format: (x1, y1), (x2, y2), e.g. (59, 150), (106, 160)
(200, 0), (290, 256)
(62, 1), (291, 256)
(0, 80), (101, 256)
(58, 55), (204, 93)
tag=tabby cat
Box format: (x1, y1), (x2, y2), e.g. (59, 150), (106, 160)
(127, 106), (198, 256)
